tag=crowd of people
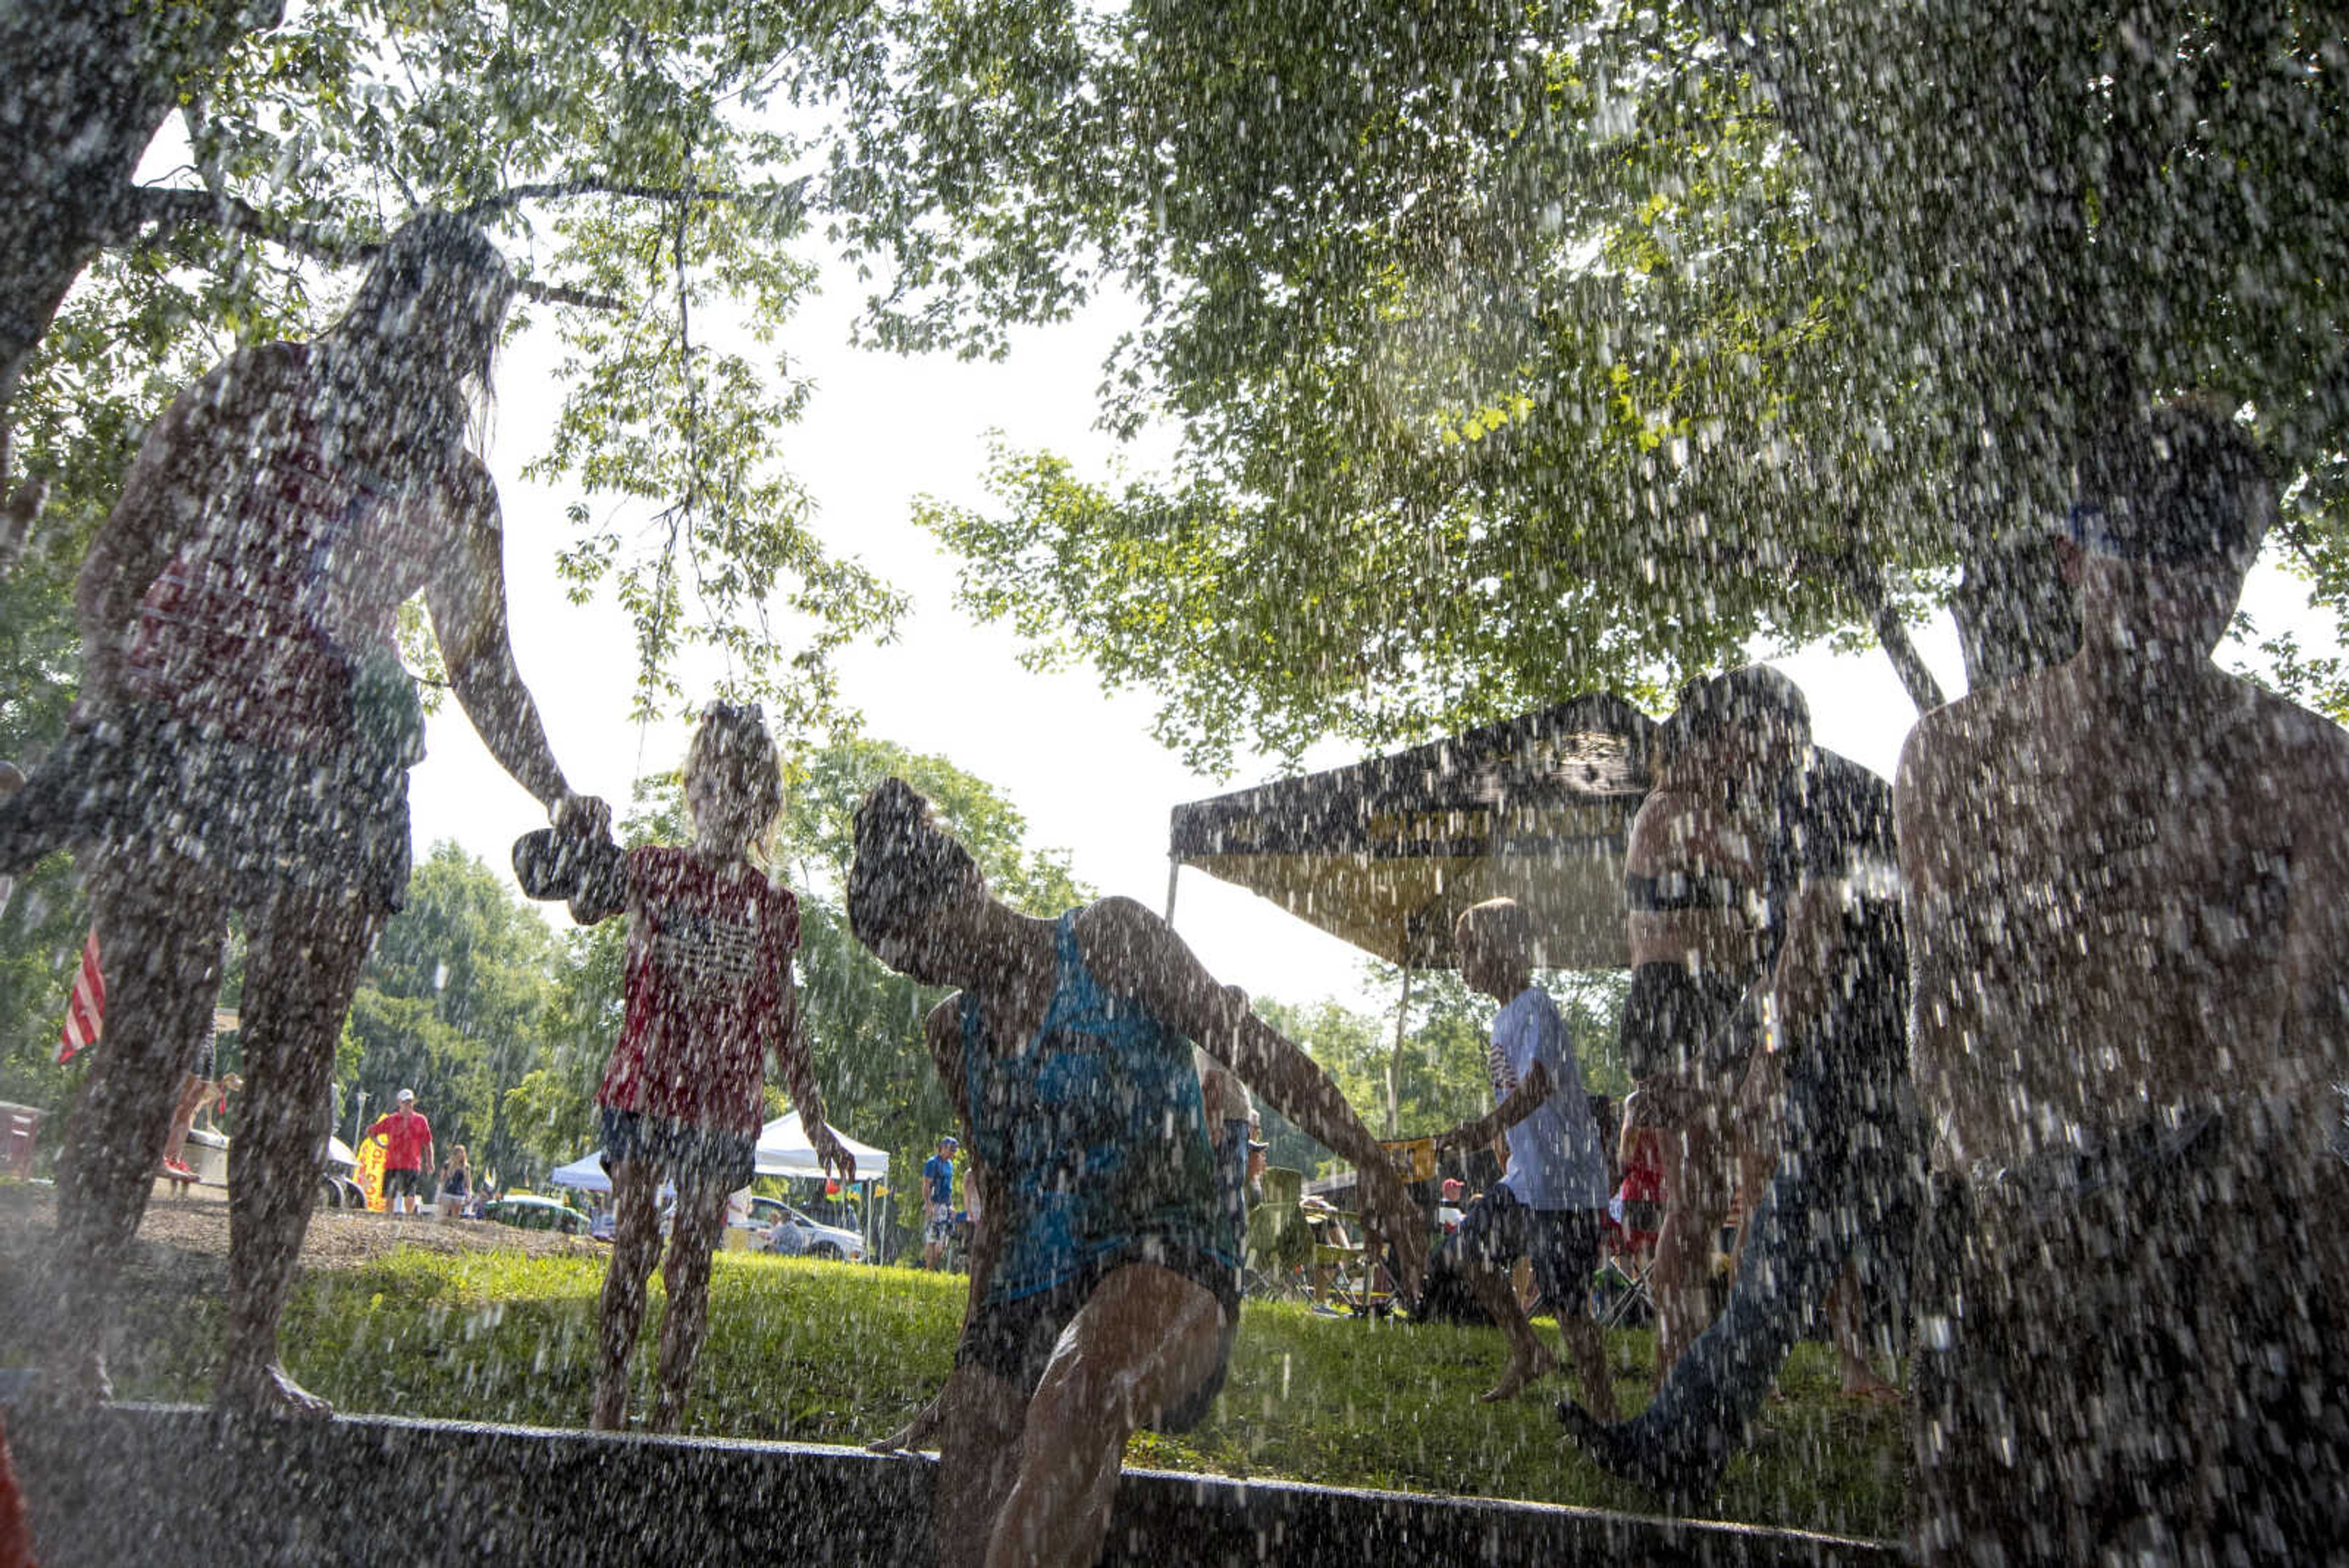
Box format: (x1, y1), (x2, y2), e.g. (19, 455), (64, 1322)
(0, 204), (2340, 1568)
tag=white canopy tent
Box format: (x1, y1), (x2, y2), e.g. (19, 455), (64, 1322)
(547, 1112), (889, 1194)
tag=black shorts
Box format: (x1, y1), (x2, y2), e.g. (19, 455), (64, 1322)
(1620, 962), (1748, 1083)
(599, 1107), (756, 1192)
(956, 1245), (1239, 1433)
(1447, 1187), (1600, 1319)
(384, 1167), (429, 1202)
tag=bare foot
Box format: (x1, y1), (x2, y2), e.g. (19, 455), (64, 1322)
(1480, 1345), (1557, 1403)
(217, 1361), (332, 1421)
(866, 1397), (943, 1454)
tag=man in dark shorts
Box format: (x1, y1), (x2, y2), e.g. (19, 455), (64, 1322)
(1431, 899), (1616, 1410)
(1897, 403), (2349, 1562)
(365, 1089), (435, 1216)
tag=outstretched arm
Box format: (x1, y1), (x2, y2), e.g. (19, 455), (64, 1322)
(1434, 1061), (1553, 1154)
(423, 459), (607, 838)
(1075, 898), (1427, 1291)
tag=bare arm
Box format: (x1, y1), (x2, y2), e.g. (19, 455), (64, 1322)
(423, 459), (606, 835)
(1434, 1061), (1552, 1154)
(1075, 898), (1427, 1290)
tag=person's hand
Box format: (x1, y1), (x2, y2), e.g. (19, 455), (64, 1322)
(809, 1120), (856, 1184)
(552, 790), (611, 843)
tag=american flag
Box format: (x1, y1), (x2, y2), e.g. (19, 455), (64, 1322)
(56, 930), (103, 1064)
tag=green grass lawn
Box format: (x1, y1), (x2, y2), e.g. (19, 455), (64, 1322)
(69, 1247), (1906, 1539)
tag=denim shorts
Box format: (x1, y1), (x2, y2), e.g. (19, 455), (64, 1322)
(599, 1107), (756, 1192)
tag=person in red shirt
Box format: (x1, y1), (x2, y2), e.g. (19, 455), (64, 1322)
(364, 1090), (436, 1216)
(570, 702), (853, 1433)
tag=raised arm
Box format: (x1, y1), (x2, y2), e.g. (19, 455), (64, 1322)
(1074, 898), (1427, 1290)
(422, 458), (606, 838)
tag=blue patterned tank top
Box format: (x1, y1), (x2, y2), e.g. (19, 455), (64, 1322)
(962, 912), (1238, 1304)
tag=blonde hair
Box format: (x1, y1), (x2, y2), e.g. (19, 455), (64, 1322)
(1456, 897), (1531, 959)
(685, 702), (783, 857)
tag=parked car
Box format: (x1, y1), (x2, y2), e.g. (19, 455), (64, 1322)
(744, 1196), (867, 1262)
(483, 1194), (591, 1235)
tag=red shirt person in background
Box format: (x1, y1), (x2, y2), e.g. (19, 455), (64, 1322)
(365, 1090), (434, 1216)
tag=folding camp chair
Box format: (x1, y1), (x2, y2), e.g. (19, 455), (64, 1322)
(1597, 1121), (1666, 1328)
(1244, 1167), (1315, 1299)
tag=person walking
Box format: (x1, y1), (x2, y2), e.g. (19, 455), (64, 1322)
(365, 1090), (434, 1217)
(923, 1135), (960, 1270)
(1430, 899), (1616, 1411)
(555, 702), (853, 1434)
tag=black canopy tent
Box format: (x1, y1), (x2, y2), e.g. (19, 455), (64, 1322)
(1165, 694), (1662, 1136)
(1166, 693), (1660, 973)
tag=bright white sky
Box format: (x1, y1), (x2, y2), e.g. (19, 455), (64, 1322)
(405, 258), (2329, 1016)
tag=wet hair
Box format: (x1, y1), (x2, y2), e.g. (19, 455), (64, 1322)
(2070, 401), (2274, 571)
(685, 701), (783, 852)
(847, 778), (981, 948)
(1455, 897), (1531, 959)
(1666, 664), (1811, 760)
(330, 212), (513, 453)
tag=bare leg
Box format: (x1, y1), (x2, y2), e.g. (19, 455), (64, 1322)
(1556, 1305), (1619, 1423)
(1459, 1249), (1554, 1402)
(648, 1177), (731, 1434)
(1828, 1265), (1898, 1400)
(160, 1074), (207, 1169)
(932, 1363), (1028, 1568)
(45, 858), (225, 1402)
(1653, 1118), (1727, 1380)
(593, 1160), (663, 1431)
(217, 886), (380, 1418)
(982, 1265), (1225, 1568)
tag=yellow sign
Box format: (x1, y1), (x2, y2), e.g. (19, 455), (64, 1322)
(1381, 1137), (1438, 1183)
(355, 1135), (387, 1212)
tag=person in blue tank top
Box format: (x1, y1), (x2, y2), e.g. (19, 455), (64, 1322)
(848, 778), (1427, 1568)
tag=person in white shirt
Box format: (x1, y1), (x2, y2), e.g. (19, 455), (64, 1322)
(1432, 898), (1616, 1411)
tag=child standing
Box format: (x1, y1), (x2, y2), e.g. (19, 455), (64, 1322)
(571, 703), (853, 1432)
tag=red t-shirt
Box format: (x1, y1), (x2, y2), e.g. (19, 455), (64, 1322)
(595, 847), (799, 1137)
(367, 1109), (433, 1170)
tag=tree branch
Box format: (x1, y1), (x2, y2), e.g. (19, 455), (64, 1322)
(455, 176), (809, 224)
(100, 184), (371, 264)
(516, 279), (626, 312)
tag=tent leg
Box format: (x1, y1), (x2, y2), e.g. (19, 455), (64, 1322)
(1163, 858), (1180, 926)
(1385, 963), (1411, 1139)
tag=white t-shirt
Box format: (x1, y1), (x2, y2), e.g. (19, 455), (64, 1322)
(1489, 986), (1610, 1211)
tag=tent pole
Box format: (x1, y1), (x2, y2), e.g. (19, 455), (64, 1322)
(1163, 856), (1180, 926)
(1386, 960), (1411, 1139)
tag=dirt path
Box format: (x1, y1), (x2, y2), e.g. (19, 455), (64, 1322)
(0, 1178), (603, 1298)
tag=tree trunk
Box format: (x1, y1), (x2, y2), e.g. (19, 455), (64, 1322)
(0, 1), (283, 489)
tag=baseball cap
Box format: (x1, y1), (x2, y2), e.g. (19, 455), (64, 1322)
(396, 1088), (415, 1102)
